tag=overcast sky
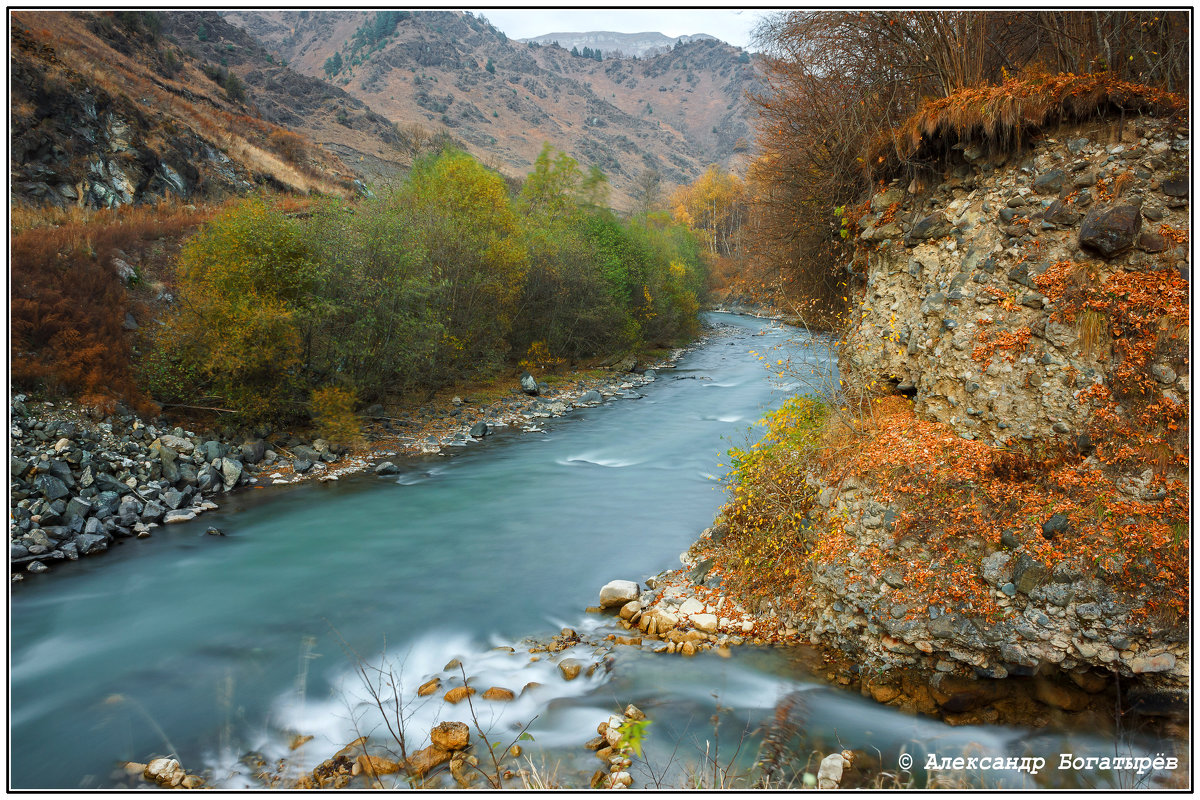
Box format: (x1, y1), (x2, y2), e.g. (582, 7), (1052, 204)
(469, 8), (776, 50)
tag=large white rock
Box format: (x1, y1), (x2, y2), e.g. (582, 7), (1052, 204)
(144, 757), (184, 787)
(678, 598), (705, 616)
(599, 580), (640, 608)
(817, 751), (851, 789)
(691, 614), (719, 633)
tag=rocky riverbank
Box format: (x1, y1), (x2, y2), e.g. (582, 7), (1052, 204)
(594, 531), (1189, 753)
(9, 330), (707, 581)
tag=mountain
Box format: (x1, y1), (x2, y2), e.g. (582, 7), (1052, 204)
(10, 9), (410, 208)
(518, 31), (719, 59)
(219, 10), (759, 208)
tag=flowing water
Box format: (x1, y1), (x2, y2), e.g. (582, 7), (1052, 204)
(8, 314), (1168, 789)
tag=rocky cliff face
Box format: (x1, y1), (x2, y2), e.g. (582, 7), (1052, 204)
(9, 10), (406, 209)
(777, 114), (1190, 706)
(844, 116), (1189, 445)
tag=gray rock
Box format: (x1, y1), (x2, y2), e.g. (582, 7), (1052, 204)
(200, 440), (225, 462)
(520, 372), (540, 395)
(1032, 169), (1065, 194)
(920, 292), (947, 315)
(469, 421), (489, 438)
(1041, 512), (1070, 539)
(1161, 177), (1188, 198)
(240, 439), (266, 464)
(291, 445), (321, 463)
(599, 580), (640, 608)
(11, 543), (30, 559)
(118, 495), (140, 526)
(1079, 203), (1142, 259)
(374, 461), (400, 475)
(92, 491), (121, 518)
(1066, 137), (1089, 155)
(35, 474), (70, 501)
(1043, 199), (1081, 226)
(64, 497), (93, 521)
(1151, 363), (1177, 384)
(577, 390), (603, 405)
(981, 551), (1012, 586)
(27, 561), (49, 574)
(163, 509), (197, 524)
(140, 501), (166, 522)
(75, 532), (109, 556)
(293, 459), (314, 474)
(205, 527), (225, 536)
(220, 458), (243, 489)
(161, 490), (186, 510)
(196, 466), (219, 492)
(1012, 553), (1048, 595)
(906, 213), (952, 244)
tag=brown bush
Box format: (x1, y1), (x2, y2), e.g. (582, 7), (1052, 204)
(10, 200), (212, 414)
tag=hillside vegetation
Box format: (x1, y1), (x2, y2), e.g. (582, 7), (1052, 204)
(13, 147), (707, 427)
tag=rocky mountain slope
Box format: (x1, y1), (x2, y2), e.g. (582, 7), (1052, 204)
(10, 10), (408, 208)
(219, 9), (758, 208)
(519, 31), (718, 59)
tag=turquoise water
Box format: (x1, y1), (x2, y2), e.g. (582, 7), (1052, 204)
(8, 314), (1165, 789)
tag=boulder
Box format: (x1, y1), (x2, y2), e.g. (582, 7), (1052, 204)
(1079, 203), (1142, 259)
(818, 751), (851, 790)
(1041, 513), (1070, 540)
(691, 614), (719, 633)
(431, 721), (470, 750)
(558, 659), (583, 681)
(144, 758), (185, 788)
(678, 597), (705, 616)
(240, 439), (266, 465)
(291, 445), (322, 463)
(443, 686), (475, 704)
(35, 474), (69, 501)
(905, 213), (952, 244)
(1012, 553), (1048, 595)
(159, 434), (194, 453)
(75, 532), (109, 556)
(406, 745), (453, 777)
(1127, 652), (1176, 674)
(469, 421), (488, 438)
(1032, 169), (1065, 194)
(577, 390), (603, 405)
(520, 372), (540, 395)
(599, 579), (640, 608)
(374, 461), (400, 475)
(220, 458), (243, 489)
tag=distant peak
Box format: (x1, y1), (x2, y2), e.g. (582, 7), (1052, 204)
(519, 30), (721, 58)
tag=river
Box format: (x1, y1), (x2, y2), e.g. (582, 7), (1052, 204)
(8, 314), (1163, 789)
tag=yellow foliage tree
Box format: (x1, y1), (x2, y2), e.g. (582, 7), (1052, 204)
(670, 165), (746, 257)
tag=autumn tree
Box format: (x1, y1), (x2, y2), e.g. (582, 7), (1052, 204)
(669, 164), (745, 258)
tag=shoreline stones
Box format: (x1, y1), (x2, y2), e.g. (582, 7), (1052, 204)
(9, 394), (351, 580)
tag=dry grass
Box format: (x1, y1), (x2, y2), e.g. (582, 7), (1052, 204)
(873, 71), (1186, 176)
(12, 10), (355, 202)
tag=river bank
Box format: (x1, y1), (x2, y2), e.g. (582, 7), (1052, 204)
(9, 319), (734, 581)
